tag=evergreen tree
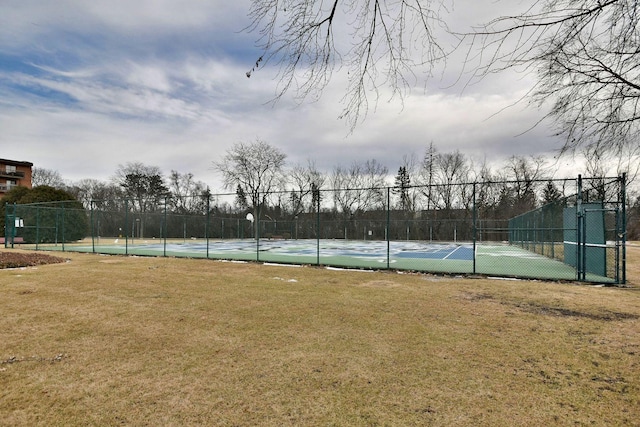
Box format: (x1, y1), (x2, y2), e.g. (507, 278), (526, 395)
(542, 181), (563, 205)
(393, 166), (411, 211)
(1, 185), (88, 243)
(235, 185), (248, 210)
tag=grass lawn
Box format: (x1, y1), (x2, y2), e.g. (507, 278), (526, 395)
(1, 246), (639, 426)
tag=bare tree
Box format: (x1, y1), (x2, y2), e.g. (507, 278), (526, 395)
(31, 167), (65, 188)
(245, 0), (448, 128)
(213, 139), (287, 215)
(503, 155), (547, 194)
(502, 155), (549, 212)
(287, 160), (326, 216)
(471, 157), (505, 213)
(418, 142), (438, 211)
(167, 170), (209, 214)
(396, 152), (421, 211)
(583, 145), (608, 194)
(66, 178), (122, 210)
(418, 146), (471, 211)
(464, 0), (640, 155)
(433, 150), (471, 210)
(331, 159), (389, 215)
(582, 143), (640, 191)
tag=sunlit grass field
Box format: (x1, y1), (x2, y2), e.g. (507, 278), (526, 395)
(1, 246), (639, 426)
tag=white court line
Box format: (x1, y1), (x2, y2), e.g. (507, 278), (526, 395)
(443, 245), (463, 260)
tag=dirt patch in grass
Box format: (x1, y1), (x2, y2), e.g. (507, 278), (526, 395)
(356, 279), (401, 288)
(461, 291), (639, 321)
(511, 301), (640, 321)
(0, 250), (66, 269)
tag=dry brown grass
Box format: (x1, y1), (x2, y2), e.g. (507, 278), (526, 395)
(1, 246), (639, 426)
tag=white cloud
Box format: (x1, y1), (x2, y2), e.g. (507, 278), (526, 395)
(1, 0), (599, 196)
(125, 63), (173, 93)
(0, 0), (250, 37)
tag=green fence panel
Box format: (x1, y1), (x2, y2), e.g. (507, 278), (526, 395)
(4, 175), (626, 284)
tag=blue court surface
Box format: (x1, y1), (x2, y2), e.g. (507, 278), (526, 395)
(395, 245), (474, 260)
(39, 238), (605, 281)
(116, 239), (475, 261)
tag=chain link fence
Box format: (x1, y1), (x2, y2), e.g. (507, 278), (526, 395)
(4, 175), (627, 284)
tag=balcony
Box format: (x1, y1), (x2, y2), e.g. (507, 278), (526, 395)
(0, 183), (18, 192)
(0, 169), (26, 179)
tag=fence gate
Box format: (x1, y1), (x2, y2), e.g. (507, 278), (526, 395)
(563, 202), (607, 280)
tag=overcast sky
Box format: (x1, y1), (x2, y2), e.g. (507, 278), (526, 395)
(1, 0), (580, 191)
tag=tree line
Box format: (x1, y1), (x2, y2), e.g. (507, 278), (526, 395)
(25, 140), (635, 219)
(4, 139), (637, 241)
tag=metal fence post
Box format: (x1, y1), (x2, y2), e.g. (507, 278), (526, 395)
(3, 204), (10, 248)
(472, 182), (477, 274)
(90, 200), (95, 253)
(256, 200), (260, 262)
(163, 196), (167, 257)
(576, 175), (584, 281)
(5, 203), (17, 248)
(35, 205), (40, 250)
(387, 187), (391, 270)
(316, 189), (321, 266)
(125, 199), (129, 255)
(620, 173), (627, 284)
(61, 203), (66, 251)
(10, 203), (17, 248)
(206, 192), (210, 259)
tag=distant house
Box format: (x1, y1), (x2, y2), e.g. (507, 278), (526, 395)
(0, 158), (33, 197)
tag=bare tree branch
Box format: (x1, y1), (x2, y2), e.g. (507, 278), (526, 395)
(245, 0), (448, 129)
(245, 0), (640, 158)
(463, 0), (640, 155)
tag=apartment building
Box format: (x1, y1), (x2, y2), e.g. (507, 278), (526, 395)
(0, 158), (33, 197)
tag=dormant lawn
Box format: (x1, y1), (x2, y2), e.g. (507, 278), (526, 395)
(1, 246), (639, 426)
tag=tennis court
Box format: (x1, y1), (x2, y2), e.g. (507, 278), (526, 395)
(39, 238), (602, 282)
(5, 174), (625, 284)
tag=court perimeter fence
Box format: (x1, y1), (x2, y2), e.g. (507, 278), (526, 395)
(3, 175), (627, 284)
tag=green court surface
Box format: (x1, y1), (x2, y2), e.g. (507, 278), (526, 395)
(29, 238), (611, 283)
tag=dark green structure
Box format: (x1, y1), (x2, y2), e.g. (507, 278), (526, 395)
(563, 202), (606, 278)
